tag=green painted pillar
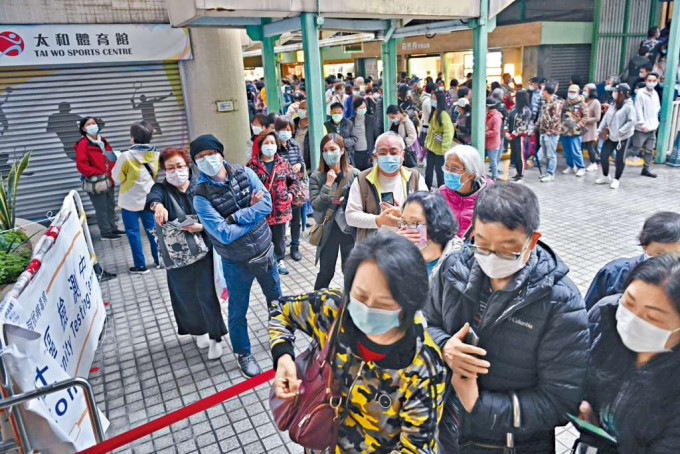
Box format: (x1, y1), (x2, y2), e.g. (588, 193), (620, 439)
(656, 13), (680, 163)
(381, 34), (397, 132)
(471, 0), (490, 158)
(301, 12), (324, 171)
(262, 33), (281, 114)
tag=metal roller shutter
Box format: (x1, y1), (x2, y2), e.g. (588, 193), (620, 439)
(537, 44), (592, 96)
(0, 62), (188, 221)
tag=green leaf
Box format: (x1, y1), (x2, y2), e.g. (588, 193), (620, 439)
(0, 151), (31, 231)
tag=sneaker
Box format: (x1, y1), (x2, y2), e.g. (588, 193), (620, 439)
(562, 167), (573, 175)
(236, 354), (262, 377)
(129, 266), (149, 274)
(610, 179), (620, 189)
(641, 167), (658, 178)
(512, 177), (524, 184)
(208, 340), (224, 360)
(112, 229), (126, 235)
(155, 261), (163, 270)
(586, 163), (599, 172)
(195, 333), (210, 349)
(575, 168), (586, 177)
(540, 174), (555, 182)
(101, 233), (121, 240)
(290, 250), (302, 261)
(278, 260), (290, 275)
(595, 175), (611, 185)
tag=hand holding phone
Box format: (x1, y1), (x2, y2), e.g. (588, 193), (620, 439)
(380, 191), (395, 206)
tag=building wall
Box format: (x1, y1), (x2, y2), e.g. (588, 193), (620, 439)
(0, 0), (169, 24)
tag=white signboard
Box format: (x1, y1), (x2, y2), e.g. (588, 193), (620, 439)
(0, 24), (192, 67)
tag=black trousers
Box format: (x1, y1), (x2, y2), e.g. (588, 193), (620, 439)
(425, 149), (445, 189)
(584, 140), (599, 164)
(601, 138), (629, 180)
(88, 187), (117, 235)
(270, 223), (286, 261)
(314, 222), (355, 290)
(509, 136), (525, 177)
(354, 150), (372, 171)
(290, 205), (302, 252)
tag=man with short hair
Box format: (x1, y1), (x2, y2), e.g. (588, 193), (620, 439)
(324, 102), (358, 164)
(345, 132), (427, 242)
(631, 71), (661, 178)
(191, 134), (281, 377)
(537, 83), (563, 182)
(585, 211), (680, 310)
(425, 183), (589, 452)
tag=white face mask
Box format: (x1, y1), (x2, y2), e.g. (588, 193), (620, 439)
(616, 303), (680, 353)
(567, 92), (578, 100)
(474, 238), (531, 279)
(261, 143), (277, 157)
(252, 125), (263, 135)
(165, 167), (190, 187)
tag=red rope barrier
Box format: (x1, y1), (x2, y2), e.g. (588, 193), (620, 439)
(77, 369), (275, 454)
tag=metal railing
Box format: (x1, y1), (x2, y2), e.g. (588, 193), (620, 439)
(664, 100), (680, 166)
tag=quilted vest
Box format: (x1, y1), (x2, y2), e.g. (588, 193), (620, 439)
(194, 164), (272, 262)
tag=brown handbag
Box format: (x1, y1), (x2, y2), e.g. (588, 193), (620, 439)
(269, 306), (345, 451)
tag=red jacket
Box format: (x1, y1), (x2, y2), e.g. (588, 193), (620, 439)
(485, 109), (503, 150)
(74, 136), (114, 184)
(439, 177), (494, 237)
(247, 152), (300, 226)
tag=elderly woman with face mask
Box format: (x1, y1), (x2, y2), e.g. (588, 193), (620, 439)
(146, 148), (227, 360)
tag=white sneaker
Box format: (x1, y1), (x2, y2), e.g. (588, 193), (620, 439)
(540, 174), (555, 182)
(208, 340), (224, 360)
(610, 179), (620, 189)
(575, 168), (586, 177)
(195, 333), (210, 349)
(595, 175), (611, 185)
(586, 163), (599, 172)
(562, 167), (573, 175)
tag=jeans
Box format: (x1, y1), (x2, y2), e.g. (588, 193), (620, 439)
(584, 140), (599, 164)
(221, 254), (281, 356)
(121, 208), (158, 268)
(290, 205), (302, 252)
(560, 135), (585, 169)
(486, 147), (500, 179)
(601, 138), (630, 180)
(538, 134), (559, 176)
(270, 223), (286, 261)
(425, 149), (445, 188)
(314, 222), (355, 290)
(88, 187), (117, 235)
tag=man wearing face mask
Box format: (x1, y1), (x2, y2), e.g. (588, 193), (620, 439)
(345, 132), (428, 243)
(424, 183), (589, 452)
(559, 84), (589, 177)
(324, 102), (358, 165)
(630, 71), (661, 178)
(191, 134), (281, 378)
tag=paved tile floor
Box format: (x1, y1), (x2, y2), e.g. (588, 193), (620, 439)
(88, 156), (680, 454)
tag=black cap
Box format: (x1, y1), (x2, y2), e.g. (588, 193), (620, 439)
(529, 77), (540, 83)
(614, 83), (631, 94)
(190, 134), (224, 161)
(486, 97), (498, 107)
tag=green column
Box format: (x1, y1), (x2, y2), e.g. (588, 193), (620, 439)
(471, 0), (490, 158)
(381, 35), (397, 132)
(262, 33), (281, 114)
(301, 12), (324, 171)
(656, 14), (680, 163)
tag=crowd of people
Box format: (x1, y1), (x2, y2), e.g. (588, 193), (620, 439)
(69, 28), (680, 452)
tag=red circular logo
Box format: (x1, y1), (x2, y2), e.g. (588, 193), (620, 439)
(0, 31), (24, 57)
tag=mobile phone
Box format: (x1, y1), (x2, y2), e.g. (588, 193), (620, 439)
(380, 192), (395, 205)
(464, 327), (480, 347)
(331, 196), (342, 204)
(179, 217), (196, 228)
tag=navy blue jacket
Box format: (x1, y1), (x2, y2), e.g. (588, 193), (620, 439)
(424, 242), (589, 445)
(584, 254), (644, 310)
(587, 297), (680, 453)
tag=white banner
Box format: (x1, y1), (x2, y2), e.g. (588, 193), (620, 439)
(0, 24), (192, 67)
(0, 195), (108, 451)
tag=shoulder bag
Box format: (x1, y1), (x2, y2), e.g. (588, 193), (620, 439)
(81, 174), (111, 194)
(154, 190), (209, 269)
(269, 304), (346, 451)
(306, 173), (350, 246)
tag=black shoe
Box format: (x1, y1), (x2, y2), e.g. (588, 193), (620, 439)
(129, 266), (149, 274)
(641, 167), (658, 178)
(101, 233), (121, 240)
(97, 270), (117, 282)
(290, 250), (302, 261)
(236, 354), (262, 378)
(112, 229), (126, 235)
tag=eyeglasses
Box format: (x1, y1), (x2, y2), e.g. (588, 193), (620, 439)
(471, 237), (531, 261)
(397, 221), (426, 230)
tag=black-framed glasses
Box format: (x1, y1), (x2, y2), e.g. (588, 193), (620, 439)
(397, 221), (426, 230)
(471, 237), (531, 261)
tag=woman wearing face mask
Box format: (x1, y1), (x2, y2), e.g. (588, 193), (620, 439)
(350, 97), (380, 171)
(580, 255), (680, 453)
(596, 83), (637, 189)
(275, 116), (306, 262)
(582, 83), (602, 172)
(397, 191), (461, 280)
(504, 89), (533, 182)
(454, 98), (472, 145)
(247, 113), (268, 159)
(424, 90), (454, 188)
(439, 145), (493, 238)
(270, 231), (447, 453)
(247, 131), (301, 276)
(75, 116), (124, 240)
(308, 134), (360, 289)
(146, 148), (228, 360)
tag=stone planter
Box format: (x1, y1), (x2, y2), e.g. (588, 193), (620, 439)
(0, 218), (48, 300)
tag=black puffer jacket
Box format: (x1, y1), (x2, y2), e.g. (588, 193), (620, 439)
(587, 296), (680, 453)
(424, 242), (589, 446)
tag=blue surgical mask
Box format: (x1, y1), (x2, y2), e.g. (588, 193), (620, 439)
(431, 99), (437, 108)
(604, 85), (614, 92)
(443, 170), (467, 191)
(197, 154), (224, 176)
(278, 130), (292, 142)
(646, 82), (657, 90)
(347, 296), (401, 335)
(391, 117), (400, 124)
(323, 149), (342, 165)
(332, 113), (343, 123)
(377, 155), (401, 174)
(85, 124), (99, 136)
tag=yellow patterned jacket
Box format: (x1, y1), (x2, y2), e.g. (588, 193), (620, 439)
(269, 288), (447, 453)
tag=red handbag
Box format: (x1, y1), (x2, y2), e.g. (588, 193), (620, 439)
(269, 307), (345, 451)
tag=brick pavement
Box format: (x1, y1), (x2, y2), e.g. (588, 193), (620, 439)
(87, 157), (680, 454)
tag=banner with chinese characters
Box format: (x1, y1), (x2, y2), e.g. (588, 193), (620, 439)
(0, 24), (192, 67)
